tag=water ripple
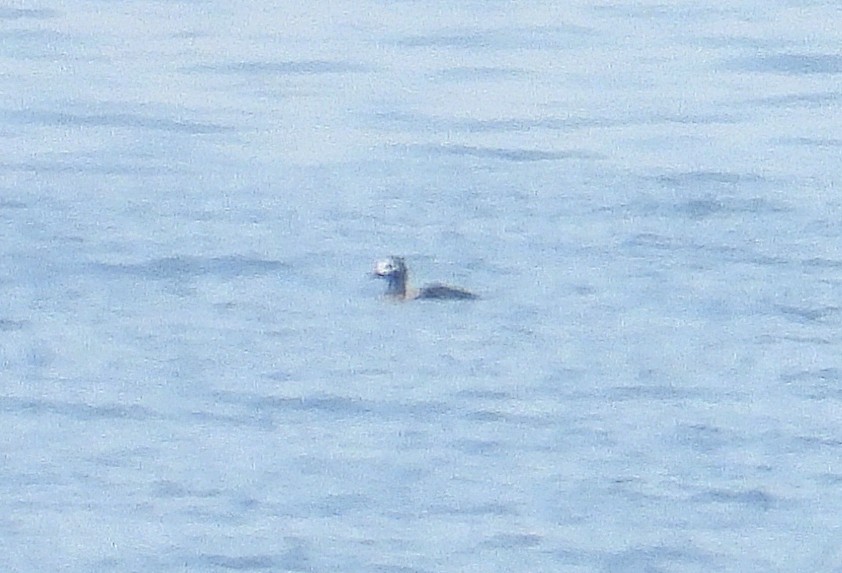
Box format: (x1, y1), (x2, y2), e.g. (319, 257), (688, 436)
(0, 397), (159, 421)
(91, 255), (290, 281)
(728, 53), (842, 75)
(0, 319), (27, 332)
(691, 488), (776, 510)
(0, 8), (57, 19)
(406, 144), (601, 162)
(199, 554), (279, 570)
(0, 108), (232, 134)
(184, 60), (368, 75)
(394, 24), (594, 51)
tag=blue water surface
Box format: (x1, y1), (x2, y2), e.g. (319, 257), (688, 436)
(2, 2), (842, 572)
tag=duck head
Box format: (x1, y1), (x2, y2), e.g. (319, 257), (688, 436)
(372, 256), (408, 297)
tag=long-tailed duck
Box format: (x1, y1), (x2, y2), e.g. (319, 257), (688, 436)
(373, 256), (478, 301)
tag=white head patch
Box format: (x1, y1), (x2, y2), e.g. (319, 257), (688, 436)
(374, 258), (399, 276)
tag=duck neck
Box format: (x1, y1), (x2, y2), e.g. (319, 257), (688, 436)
(385, 271), (408, 298)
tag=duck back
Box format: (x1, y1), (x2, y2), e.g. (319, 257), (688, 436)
(417, 283), (478, 300)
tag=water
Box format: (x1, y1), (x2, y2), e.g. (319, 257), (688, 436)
(2, 1), (842, 571)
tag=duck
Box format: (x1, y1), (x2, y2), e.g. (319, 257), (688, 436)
(372, 256), (478, 301)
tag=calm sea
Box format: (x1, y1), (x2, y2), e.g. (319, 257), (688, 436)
(2, 2), (842, 571)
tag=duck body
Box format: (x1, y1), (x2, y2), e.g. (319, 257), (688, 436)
(416, 282), (478, 300)
(373, 256), (478, 301)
